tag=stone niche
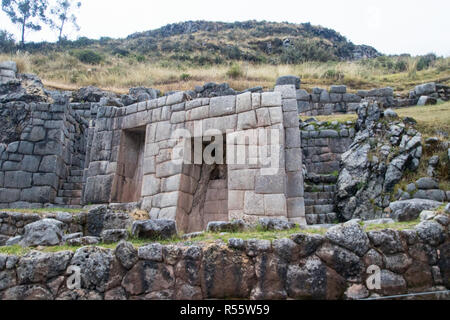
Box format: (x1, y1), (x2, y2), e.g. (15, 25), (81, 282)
(111, 126), (146, 203)
(83, 86), (306, 232)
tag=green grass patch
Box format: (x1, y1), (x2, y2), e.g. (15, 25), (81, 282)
(1, 207), (87, 215)
(0, 220), (425, 256)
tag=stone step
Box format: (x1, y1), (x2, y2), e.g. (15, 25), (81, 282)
(305, 199), (334, 206)
(305, 174), (338, 184)
(304, 191), (335, 200)
(305, 184), (336, 193)
(306, 213), (337, 225)
(70, 169), (84, 176)
(67, 176), (83, 183)
(58, 190), (82, 198)
(305, 205), (335, 215)
(63, 183), (83, 191)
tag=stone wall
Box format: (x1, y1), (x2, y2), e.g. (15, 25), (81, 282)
(83, 85), (306, 232)
(300, 121), (356, 225)
(0, 100), (88, 209)
(0, 207), (132, 245)
(0, 62), (17, 84)
(0, 219), (448, 300)
(297, 85), (396, 116)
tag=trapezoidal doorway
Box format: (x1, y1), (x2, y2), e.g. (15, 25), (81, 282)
(177, 136), (229, 233)
(111, 126), (146, 203)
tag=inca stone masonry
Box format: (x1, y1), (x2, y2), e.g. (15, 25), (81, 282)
(0, 62), (448, 233)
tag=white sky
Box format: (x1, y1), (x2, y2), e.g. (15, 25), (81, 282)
(1, 0), (449, 56)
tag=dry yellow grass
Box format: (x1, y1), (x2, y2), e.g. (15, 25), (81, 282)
(314, 102), (450, 135)
(1, 52), (449, 95)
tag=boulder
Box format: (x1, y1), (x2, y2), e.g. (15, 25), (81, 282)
(419, 211), (437, 221)
(19, 219), (64, 247)
(389, 199), (443, 222)
(206, 220), (247, 233)
(258, 218), (296, 231)
(131, 219), (177, 240)
(0, 235), (9, 246)
(100, 229), (129, 244)
(414, 83), (436, 96)
(5, 236), (22, 246)
(70, 246), (114, 292)
(286, 256), (346, 299)
(417, 96), (437, 106)
(416, 177), (439, 190)
(114, 241), (138, 270)
(415, 221), (445, 246)
(384, 109), (398, 118)
(325, 221), (370, 257)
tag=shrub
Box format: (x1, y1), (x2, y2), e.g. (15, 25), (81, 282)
(226, 63), (243, 79)
(180, 73), (191, 81)
(74, 50), (103, 65)
(322, 69), (345, 81)
(0, 30), (16, 53)
(416, 53), (437, 71)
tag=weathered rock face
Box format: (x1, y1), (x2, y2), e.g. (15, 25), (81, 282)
(0, 218), (448, 300)
(389, 199), (443, 222)
(19, 219), (64, 247)
(336, 102), (423, 221)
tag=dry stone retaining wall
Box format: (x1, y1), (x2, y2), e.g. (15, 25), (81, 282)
(0, 101), (88, 209)
(0, 219), (448, 300)
(297, 85), (396, 116)
(301, 123), (356, 224)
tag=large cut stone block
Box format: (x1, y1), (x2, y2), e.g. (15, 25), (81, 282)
(156, 161), (182, 178)
(4, 171), (32, 189)
(229, 169), (257, 190)
(269, 107), (283, 125)
(287, 198), (305, 218)
(21, 186), (56, 203)
(142, 175), (161, 197)
(255, 175), (285, 194)
(286, 172), (304, 198)
(274, 85), (296, 99)
(285, 148), (302, 172)
(0, 188), (21, 203)
(264, 194), (287, 216)
(285, 128), (301, 148)
(228, 190), (245, 210)
(210, 96), (236, 117)
(236, 92), (252, 113)
(261, 92), (282, 107)
(237, 110), (257, 130)
(244, 191), (265, 215)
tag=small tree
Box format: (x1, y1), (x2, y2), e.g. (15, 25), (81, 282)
(48, 0), (81, 42)
(1, 0), (48, 46)
(0, 29), (16, 53)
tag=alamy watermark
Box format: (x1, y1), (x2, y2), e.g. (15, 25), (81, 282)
(170, 123), (284, 176)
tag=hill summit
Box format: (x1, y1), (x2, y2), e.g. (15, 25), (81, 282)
(121, 20), (381, 64)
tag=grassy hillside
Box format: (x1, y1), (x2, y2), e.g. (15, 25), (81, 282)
(0, 20), (449, 94)
(1, 51), (449, 95)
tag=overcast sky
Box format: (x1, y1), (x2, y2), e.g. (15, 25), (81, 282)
(1, 0), (449, 56)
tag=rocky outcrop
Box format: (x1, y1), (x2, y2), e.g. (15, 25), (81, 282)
(0, 219), (448, 300)
(336, 102), (423, 221)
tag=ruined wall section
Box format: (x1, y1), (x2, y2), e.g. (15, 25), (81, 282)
(83, 85), (306, 231)
(0, 220), (448, 300)
(0, 101), (88, 208)
(297, 85), (395, 116)
(300, 124), (355, 225)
